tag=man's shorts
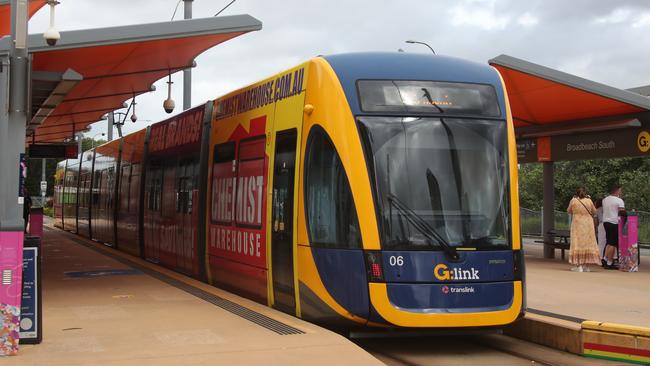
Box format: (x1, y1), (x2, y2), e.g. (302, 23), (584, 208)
(604, 222), (618, 247)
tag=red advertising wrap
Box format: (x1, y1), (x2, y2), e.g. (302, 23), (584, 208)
(209, 126), (268, 270)
(149, 106), (204, 155)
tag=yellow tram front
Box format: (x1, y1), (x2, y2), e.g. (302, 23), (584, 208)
(297, 53), (524, 328)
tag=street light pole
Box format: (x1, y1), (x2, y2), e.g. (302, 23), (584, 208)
(405, 40), (436, 55)
(183, 0), (193, 111)
(107, 111), (114, 141)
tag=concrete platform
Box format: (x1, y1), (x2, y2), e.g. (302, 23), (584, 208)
(524, 238), (650, 328)
(5, 225), (381, 365)
(505, 239), (650, 364)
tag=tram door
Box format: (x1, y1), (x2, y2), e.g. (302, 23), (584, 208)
(271, 129), (298, 313)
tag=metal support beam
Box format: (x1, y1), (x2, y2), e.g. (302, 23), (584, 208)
(0, 0), (29, 232)
(542, 161), (555, 259)
(183, 0), (193, 111)
(107, 111), (114, 141)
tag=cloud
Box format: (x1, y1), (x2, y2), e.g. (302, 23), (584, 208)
(448, 2), (511, 30)
(517, 12), (539, 27)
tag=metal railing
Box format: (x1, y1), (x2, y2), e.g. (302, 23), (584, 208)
(520, 207), (650, 244)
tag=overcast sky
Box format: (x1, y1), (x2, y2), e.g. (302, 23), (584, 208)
(26, 0), (650, 137)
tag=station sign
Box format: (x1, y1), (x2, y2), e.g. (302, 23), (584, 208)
(517, 118), (650, 163)
(20, 238), (41, 344)
(28, 143), (78, 159)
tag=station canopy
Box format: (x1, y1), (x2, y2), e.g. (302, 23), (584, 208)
(0, 0), (46, 37)
(489, 54), (650, 138)
(0, 14), (262, 143)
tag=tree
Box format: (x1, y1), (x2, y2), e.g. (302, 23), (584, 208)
(519, 157), (650, 212)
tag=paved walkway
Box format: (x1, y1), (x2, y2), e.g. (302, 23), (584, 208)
(524, 238), (650, 328)
(7, 225), (380, 366)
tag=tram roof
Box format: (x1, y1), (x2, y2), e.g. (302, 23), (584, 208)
(324, 52), (507, 118)
(0, 14), (262, 144)
(0, 0), (46, 37)
(489, 54), (650, 133)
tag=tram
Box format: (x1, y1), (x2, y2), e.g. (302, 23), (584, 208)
(54, 52), (525, 329)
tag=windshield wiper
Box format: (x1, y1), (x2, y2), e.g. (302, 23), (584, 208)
(387, 193), (459, 260)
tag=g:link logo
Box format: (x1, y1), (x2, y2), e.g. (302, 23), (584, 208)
(434, 263), (480, 281)
(638, 131), (649, 153)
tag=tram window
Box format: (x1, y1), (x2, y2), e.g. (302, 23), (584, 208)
(177, 177), (191, 214)
(211, 142), (237, 224)
(236, 137), (265, 228)
(92, 171), (101, 205)
(304, 126), (361, 249)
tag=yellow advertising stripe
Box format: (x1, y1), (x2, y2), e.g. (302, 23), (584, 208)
(368, 281), (522, 327)
(495, 70), (521, 251)
(584, 349), (650, 364)
(582, 320), (650, 337)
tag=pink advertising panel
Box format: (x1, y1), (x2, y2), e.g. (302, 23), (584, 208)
(0, 231), (24, 356)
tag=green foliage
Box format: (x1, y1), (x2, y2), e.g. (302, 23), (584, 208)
(42, 206), (53, 217)
(82, 137), (106, 152)
(518, 164), (543, 210)
(519, 157), (650, 212)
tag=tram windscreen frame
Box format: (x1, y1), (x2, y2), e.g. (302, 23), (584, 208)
(357, 115), (510, 251)
(357, 80), (501, 117)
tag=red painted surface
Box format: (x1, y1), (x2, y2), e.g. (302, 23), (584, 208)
(210, 256), (268, 303)
(584, 342), (650, 357)
(28, 209), (43, 238)
(207, 116), (269, 299)
(0, 1), (46, 37)
(493, 65), (645, 127)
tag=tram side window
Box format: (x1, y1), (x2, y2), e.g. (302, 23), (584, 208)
(92, 170), (101, 205)
(211, 142), (236, 223)
(147, 169), (162, 211)
(304, 127), (361, 249)
(177, 177), (191, 214)
(236, 137), (265, 228)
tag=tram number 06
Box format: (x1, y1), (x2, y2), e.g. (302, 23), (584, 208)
(388, 255), (404, 266)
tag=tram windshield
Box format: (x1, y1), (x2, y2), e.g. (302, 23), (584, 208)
(357, 116), (509, 250)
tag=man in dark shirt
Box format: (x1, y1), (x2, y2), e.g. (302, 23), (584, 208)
(23, 188), (32, 233)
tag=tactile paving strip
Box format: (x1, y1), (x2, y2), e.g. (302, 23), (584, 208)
(51, 228), (305, 335)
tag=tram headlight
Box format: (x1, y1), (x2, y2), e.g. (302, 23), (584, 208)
(365, 251), (385, 282)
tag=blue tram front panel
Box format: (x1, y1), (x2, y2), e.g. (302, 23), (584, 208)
(381, 251), (515, 313)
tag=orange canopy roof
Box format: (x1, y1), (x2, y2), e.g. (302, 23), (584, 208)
(0, 15), (262, 143)
(0, 0), (46, 37)
(489, 55), (650, 129)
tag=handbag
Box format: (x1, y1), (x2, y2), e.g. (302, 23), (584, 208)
(577, 198), (598, 227)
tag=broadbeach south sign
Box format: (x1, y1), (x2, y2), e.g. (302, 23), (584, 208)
(517, 118), (650, 163)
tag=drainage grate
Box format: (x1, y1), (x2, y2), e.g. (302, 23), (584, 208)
(57, 230), (305, 335)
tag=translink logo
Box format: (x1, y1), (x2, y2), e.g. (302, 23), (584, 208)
(434, 263), (480, 281)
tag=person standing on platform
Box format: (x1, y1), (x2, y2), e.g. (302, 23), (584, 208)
(23, 188), (32, 233)
(595, 199), (607, 263)
(566, 187), (600, 272)
(602, 184), (625, 270)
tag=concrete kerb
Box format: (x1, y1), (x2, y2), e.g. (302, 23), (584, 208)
(505, 313), (650, 364)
